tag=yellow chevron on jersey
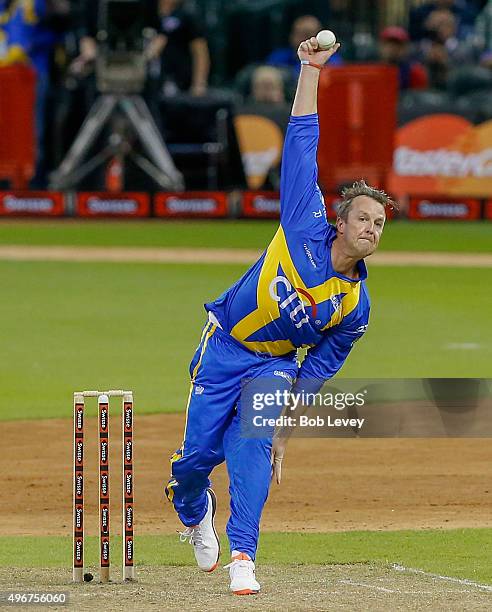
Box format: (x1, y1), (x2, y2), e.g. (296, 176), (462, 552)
(229, 226), (361, 355)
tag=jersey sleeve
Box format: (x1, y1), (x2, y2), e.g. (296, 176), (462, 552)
(280, 113), (327, 234)
(292, 320), (368, 396)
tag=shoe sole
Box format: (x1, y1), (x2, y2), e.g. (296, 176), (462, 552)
(232, 589), (260, 596)
(202, 488), (220, 573)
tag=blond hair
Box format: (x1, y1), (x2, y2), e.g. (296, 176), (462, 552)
(337, 180), (396, 221)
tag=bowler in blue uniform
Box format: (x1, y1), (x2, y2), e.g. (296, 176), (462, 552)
(165, 34), (394, 595)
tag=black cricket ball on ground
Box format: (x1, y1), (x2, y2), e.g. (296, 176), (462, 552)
(83, 572), (94, 582)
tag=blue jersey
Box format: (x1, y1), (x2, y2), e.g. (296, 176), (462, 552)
(206, 113), (370, 386)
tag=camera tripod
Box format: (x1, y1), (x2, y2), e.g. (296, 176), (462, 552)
(50, 94), (184, 191)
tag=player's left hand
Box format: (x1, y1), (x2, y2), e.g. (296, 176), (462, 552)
(271, 436), (286, 484)
(297, 37), (340, 66)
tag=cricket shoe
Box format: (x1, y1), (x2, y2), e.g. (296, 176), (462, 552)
(179, 488), (220, 572)
(224, 552), (261, 595)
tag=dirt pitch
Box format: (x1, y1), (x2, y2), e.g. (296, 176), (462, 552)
(2, 564), (492, 611)
(2, 414), (492, 537)
(2, 412), (492, 610)
(1, 244), (492, 267)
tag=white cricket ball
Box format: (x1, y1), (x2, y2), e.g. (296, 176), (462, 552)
(316, 30), (337, 50)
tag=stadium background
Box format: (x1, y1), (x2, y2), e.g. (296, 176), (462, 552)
(0, 1), (491, 609)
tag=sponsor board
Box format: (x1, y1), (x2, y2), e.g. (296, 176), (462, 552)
(408, 197), (481, 220)
(242, 191), (280, 218)
(0, 191), (64, 216)
(76, 192), (150, 217)
(155, 192), (228, 217)
(486, 200), (492, 220)
(388, 114), (492, 197)
(234, 115), (284, 189)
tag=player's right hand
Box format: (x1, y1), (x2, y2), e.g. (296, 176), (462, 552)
(297, 37), (340, 66)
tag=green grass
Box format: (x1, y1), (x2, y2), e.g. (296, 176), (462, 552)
(1, 260), (491, 420)
(0, 219), (491, 252)
(1, 530), (491, 584)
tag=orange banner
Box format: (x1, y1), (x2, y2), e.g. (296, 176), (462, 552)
(388, 114), (492, 197)
(234, 116), (284, 190)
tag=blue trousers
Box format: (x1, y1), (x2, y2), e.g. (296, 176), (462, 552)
(166, 321), (298, 560)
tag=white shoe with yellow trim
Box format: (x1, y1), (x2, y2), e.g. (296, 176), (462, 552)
(179, 489), (220, 572)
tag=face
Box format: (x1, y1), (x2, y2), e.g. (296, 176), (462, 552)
(336, 196), (386, 258)
(379, 40), (408, 63)
(252, 73), (285, 104)
(290, 16), (322, 50)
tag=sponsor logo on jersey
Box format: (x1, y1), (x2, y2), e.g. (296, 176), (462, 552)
(273, 370), (294, 385)
(269, 276), (317, 329)
(303, 243), (317, 268)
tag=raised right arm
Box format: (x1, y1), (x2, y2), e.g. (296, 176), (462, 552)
(280, 37), (340, 232)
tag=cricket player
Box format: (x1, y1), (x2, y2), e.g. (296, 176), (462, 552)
(165, 35), (393, 595)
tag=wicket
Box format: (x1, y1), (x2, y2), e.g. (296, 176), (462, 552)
(73, 390), (135, 583)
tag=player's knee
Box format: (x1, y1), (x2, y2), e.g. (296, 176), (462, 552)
(171, 446), (223, 479)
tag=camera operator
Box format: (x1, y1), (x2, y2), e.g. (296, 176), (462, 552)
(70, 0), (163, 76)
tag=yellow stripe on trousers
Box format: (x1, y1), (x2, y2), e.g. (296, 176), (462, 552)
(167, 323), (217, 502)
(184, 322), (217, 436)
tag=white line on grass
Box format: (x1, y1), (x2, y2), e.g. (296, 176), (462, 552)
(392, 563), (492, 592)
(338, 579), (396, 593)
(445, 343), (480, 350)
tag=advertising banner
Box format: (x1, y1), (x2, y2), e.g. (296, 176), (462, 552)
(155, 192), (228, 218)
(234, 112), (286, 190)
(76, 193), (150, 217)
(242, 191), (280, 218)
(388, 114), (492, 197)
(408, 196), (481, 220)
(485, 199), (492, 220)
(0, 191), (64, 216)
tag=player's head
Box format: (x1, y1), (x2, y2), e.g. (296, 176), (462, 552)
(335, 180), (394, 258)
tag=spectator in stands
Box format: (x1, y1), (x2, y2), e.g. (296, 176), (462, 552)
(266, 14), (342, 79)
(250, 65), (286, 104)
(475, 0), (492, 65)
(157, 0), (210, 97)
(409, 0), (478, 41)
(378, 26), (429, 91)
(418, 9), (476, 88)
